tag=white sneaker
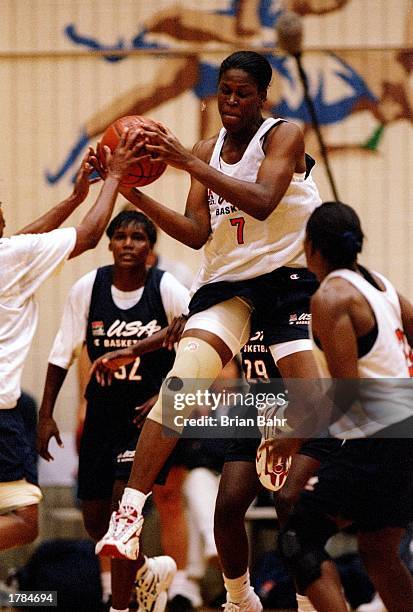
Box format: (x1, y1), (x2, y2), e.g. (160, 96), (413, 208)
(135, 556), (177, 612)
(95, 502), (144, 560)
(356, 593), (386, 612)
(223, 587), (263, 611)
(256, 439), (292, 491)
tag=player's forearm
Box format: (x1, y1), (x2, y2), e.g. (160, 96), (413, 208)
(184, 156), (283, 221)
(39, 364), (69, 419)
(123, 188), (207, 249)
(70, 175), (120, 257)
(17, 194), (84, 235)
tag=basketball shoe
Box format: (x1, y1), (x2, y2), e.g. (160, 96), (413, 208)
(135, 556), (177, 612)
(223, 587), (263, 611)
(95, 502), (144, 560)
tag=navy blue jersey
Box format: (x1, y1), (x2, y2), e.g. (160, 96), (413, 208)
(85, 266), (175, 409)
(241, 329), (280, 383)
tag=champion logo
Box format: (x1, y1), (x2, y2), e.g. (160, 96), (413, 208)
(290, 273), (300, 280)
(289, 313), (311, 325)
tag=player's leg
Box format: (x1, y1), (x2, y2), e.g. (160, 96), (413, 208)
(153, 465), (196, 610)
(0, 406), (42, 550)
(97, 298), (252, 560)
(0, 500), (39, 550)
(278, 504), (348, 611)
(214, 456), (263, 611)
(358, 527), (413, 612)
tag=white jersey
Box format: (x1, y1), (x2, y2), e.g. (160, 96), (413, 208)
(49, 268), (189, 370)
(0, 227), (76, 409)
(191, 118), (321, 294)
(312, 268), (413, 438)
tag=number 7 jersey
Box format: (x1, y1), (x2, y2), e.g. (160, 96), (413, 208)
(191, 118), (321, 293)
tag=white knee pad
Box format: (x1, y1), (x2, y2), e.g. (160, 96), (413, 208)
(184, 297), (252, 357)
(148, 337), (224, 432)
(0, 479), (42, 514)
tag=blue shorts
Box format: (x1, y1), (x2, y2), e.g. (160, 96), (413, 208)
(297, 432), (413, 531)
(0, 404), (38, 486)
(188, 267), (318, 346)
(78, 400), (180, 500)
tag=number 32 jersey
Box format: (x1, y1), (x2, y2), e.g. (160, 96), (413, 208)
(191, 118), (321, 293)
(48, 265), (189, 409)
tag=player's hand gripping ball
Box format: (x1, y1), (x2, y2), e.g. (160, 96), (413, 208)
(99, 115), (166, 187)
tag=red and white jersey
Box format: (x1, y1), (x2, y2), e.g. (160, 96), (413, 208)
(312, 268), (413, 437)
(191, 118), (321, 294)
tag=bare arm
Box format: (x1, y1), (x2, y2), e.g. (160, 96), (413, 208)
(18, 151), (98, 235)
(103, 139), (212, 249)
(142, 121), (304, 221)
(70, 129), (144, 258)
(37, 364), (68, 461)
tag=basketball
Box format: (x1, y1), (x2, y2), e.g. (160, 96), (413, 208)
(99, 115), (167, 188)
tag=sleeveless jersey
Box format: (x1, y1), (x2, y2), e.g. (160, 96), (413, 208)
(85, 266), (175, 408)
(312, 268), (413, 437)
(191, 118), (321, 293)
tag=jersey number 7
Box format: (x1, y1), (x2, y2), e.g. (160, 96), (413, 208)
(230, 217), (245, 244)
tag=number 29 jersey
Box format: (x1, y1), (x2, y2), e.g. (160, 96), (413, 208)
(191, 118), (321, 294)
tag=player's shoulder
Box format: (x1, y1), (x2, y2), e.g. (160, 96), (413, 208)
(265, 119), (303, 148)
(192, 134), (220, 162)
(312, 276), (356, 319)
(70, 268), (98, 294)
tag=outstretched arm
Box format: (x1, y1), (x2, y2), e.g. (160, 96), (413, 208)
(69, 129), (143, 258)
(94, 139), (212, 249)
(18, 151), (98, 235)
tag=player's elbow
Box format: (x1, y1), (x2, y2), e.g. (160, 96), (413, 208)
(69, 227), (100, 258)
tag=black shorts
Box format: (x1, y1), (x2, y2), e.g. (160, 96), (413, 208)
(77, 401), (174, 501)
(297, 435), (413, 531)
(188, 267), (318, 346)
(0, 405), (38, 486)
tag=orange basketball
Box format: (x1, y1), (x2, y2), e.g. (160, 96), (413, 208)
(99, 115), (166, 187)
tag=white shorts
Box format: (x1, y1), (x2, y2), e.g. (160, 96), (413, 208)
(184, 297), (252, 357)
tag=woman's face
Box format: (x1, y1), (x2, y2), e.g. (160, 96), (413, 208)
(217, 68), (266, 133)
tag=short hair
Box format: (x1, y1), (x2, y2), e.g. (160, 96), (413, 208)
(106, 210), (157, 247)
(218, 51), (272, 92)
(306, 201), (364, 268)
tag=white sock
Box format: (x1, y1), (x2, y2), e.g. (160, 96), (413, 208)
(100, 570), (111, 603)
(109, 608), (128, 612)
(224, 570), (251, 604)
(121, 487), (150, 514)
(296, 593), (316, 612)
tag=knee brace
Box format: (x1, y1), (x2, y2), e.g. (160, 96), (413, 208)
(278, 514), (335, 593)
(148, 336), (223, 432)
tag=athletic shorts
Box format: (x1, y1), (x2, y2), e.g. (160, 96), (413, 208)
(189, 267), (318, 346)
(224, 435), (341, 465)
(297, 433), (413, 531)
(0, 405), (38, 486)
(77, 400), (178, 501)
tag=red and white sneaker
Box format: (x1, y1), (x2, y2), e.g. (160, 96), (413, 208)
(135, 556), (177, 612)
(95, 502), (144, 560)
(256, 440), (292, 491)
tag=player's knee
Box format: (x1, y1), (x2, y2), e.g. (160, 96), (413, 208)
(149, 337), (224, 429)
(214, 492), (246, 530)
(278, 523), (329, 593)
